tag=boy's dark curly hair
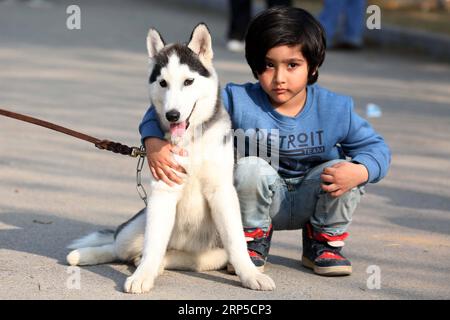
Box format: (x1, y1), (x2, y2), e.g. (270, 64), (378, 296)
(245, 6), (326, 85)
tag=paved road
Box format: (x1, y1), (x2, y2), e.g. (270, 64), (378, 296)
(1, 0), (449, 300)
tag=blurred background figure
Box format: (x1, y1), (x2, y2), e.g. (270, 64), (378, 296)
(319, 0), (367, 50)
(227, 0), (292, 52)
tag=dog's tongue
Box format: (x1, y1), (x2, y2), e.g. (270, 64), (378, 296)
(170, 121), (187, 137)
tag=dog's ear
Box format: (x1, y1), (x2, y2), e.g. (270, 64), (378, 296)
(147, 28), (165, 58)
(188, 23), (213, 63)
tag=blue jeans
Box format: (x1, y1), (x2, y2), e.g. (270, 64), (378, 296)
(233, 157), (364, 236)
(319, 0), (367, 46)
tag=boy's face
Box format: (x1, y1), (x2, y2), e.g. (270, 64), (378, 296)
(257, 44), (309, 109)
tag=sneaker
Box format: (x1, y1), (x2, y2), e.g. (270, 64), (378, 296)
(226, 39), (245, 53)
(302, 222), (352, 276)
(227, 224), (273, 274)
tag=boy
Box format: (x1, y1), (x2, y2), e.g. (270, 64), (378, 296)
(139, 7), (391, 276)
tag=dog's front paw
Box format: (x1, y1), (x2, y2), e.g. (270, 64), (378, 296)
(240, 272), (276, 291)
(124, 273), (155, 294)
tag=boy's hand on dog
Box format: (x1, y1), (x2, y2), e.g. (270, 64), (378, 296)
(320, 162), (368, 198)
(145, 138), (187, 186)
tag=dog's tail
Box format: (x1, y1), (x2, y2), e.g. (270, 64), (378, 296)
(67, 229), (115, 249)
(66, 230), (117, 266)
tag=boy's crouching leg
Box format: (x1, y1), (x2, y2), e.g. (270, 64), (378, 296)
(312, 184), (364, 236)
(303, 160), (365, 276)
(232, 157), (279, 272)
(234, 156), (279, 231)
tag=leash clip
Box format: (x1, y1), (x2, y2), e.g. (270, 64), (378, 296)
(131, 146), (146, 158)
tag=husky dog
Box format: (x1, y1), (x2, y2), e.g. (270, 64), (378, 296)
(66, 24), (275, 294)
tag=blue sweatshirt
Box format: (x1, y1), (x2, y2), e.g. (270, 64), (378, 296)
(139, 83), (391, 183)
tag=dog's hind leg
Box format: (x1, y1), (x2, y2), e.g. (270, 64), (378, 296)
(192, 249), (228, 271)
(67, 244), (116, 266)
(133, 255), (142, 267)
(163, 248), (228, 271)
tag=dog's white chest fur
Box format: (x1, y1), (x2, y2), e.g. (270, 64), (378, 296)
(169, 176), (220, 251)
(163, 126), (232, 252)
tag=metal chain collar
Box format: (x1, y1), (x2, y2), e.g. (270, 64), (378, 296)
(136, 145), (148, 206)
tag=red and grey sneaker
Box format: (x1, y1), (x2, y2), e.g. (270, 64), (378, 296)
(302, 222), (352, 276)
(227, 224), (273, 274)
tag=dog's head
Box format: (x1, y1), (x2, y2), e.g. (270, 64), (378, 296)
(146, 23), (218, 138)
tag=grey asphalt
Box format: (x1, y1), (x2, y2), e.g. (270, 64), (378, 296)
(1, 0), (449, 300)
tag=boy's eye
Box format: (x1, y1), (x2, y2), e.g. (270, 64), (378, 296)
(265, 62), (274, 68)
(159, 80), (167, 87)
(288, 63), (298, 68)
(184, 78), (194, 86)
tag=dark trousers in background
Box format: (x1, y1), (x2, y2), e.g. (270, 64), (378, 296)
(228, 0), (292, 41)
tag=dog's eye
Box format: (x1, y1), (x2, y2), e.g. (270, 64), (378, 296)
(159, 80), (167, 88)
(184, 78), (194, 86)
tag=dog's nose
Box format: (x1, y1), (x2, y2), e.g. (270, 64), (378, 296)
(165, 110), (180, 122)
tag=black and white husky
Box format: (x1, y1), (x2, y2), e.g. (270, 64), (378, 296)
(66, 24), (275, 293)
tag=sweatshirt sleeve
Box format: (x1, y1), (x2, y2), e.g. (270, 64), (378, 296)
(138, 106), (165, 145)
(221, 84), (232, 115)
(340, 99), (391, 184)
